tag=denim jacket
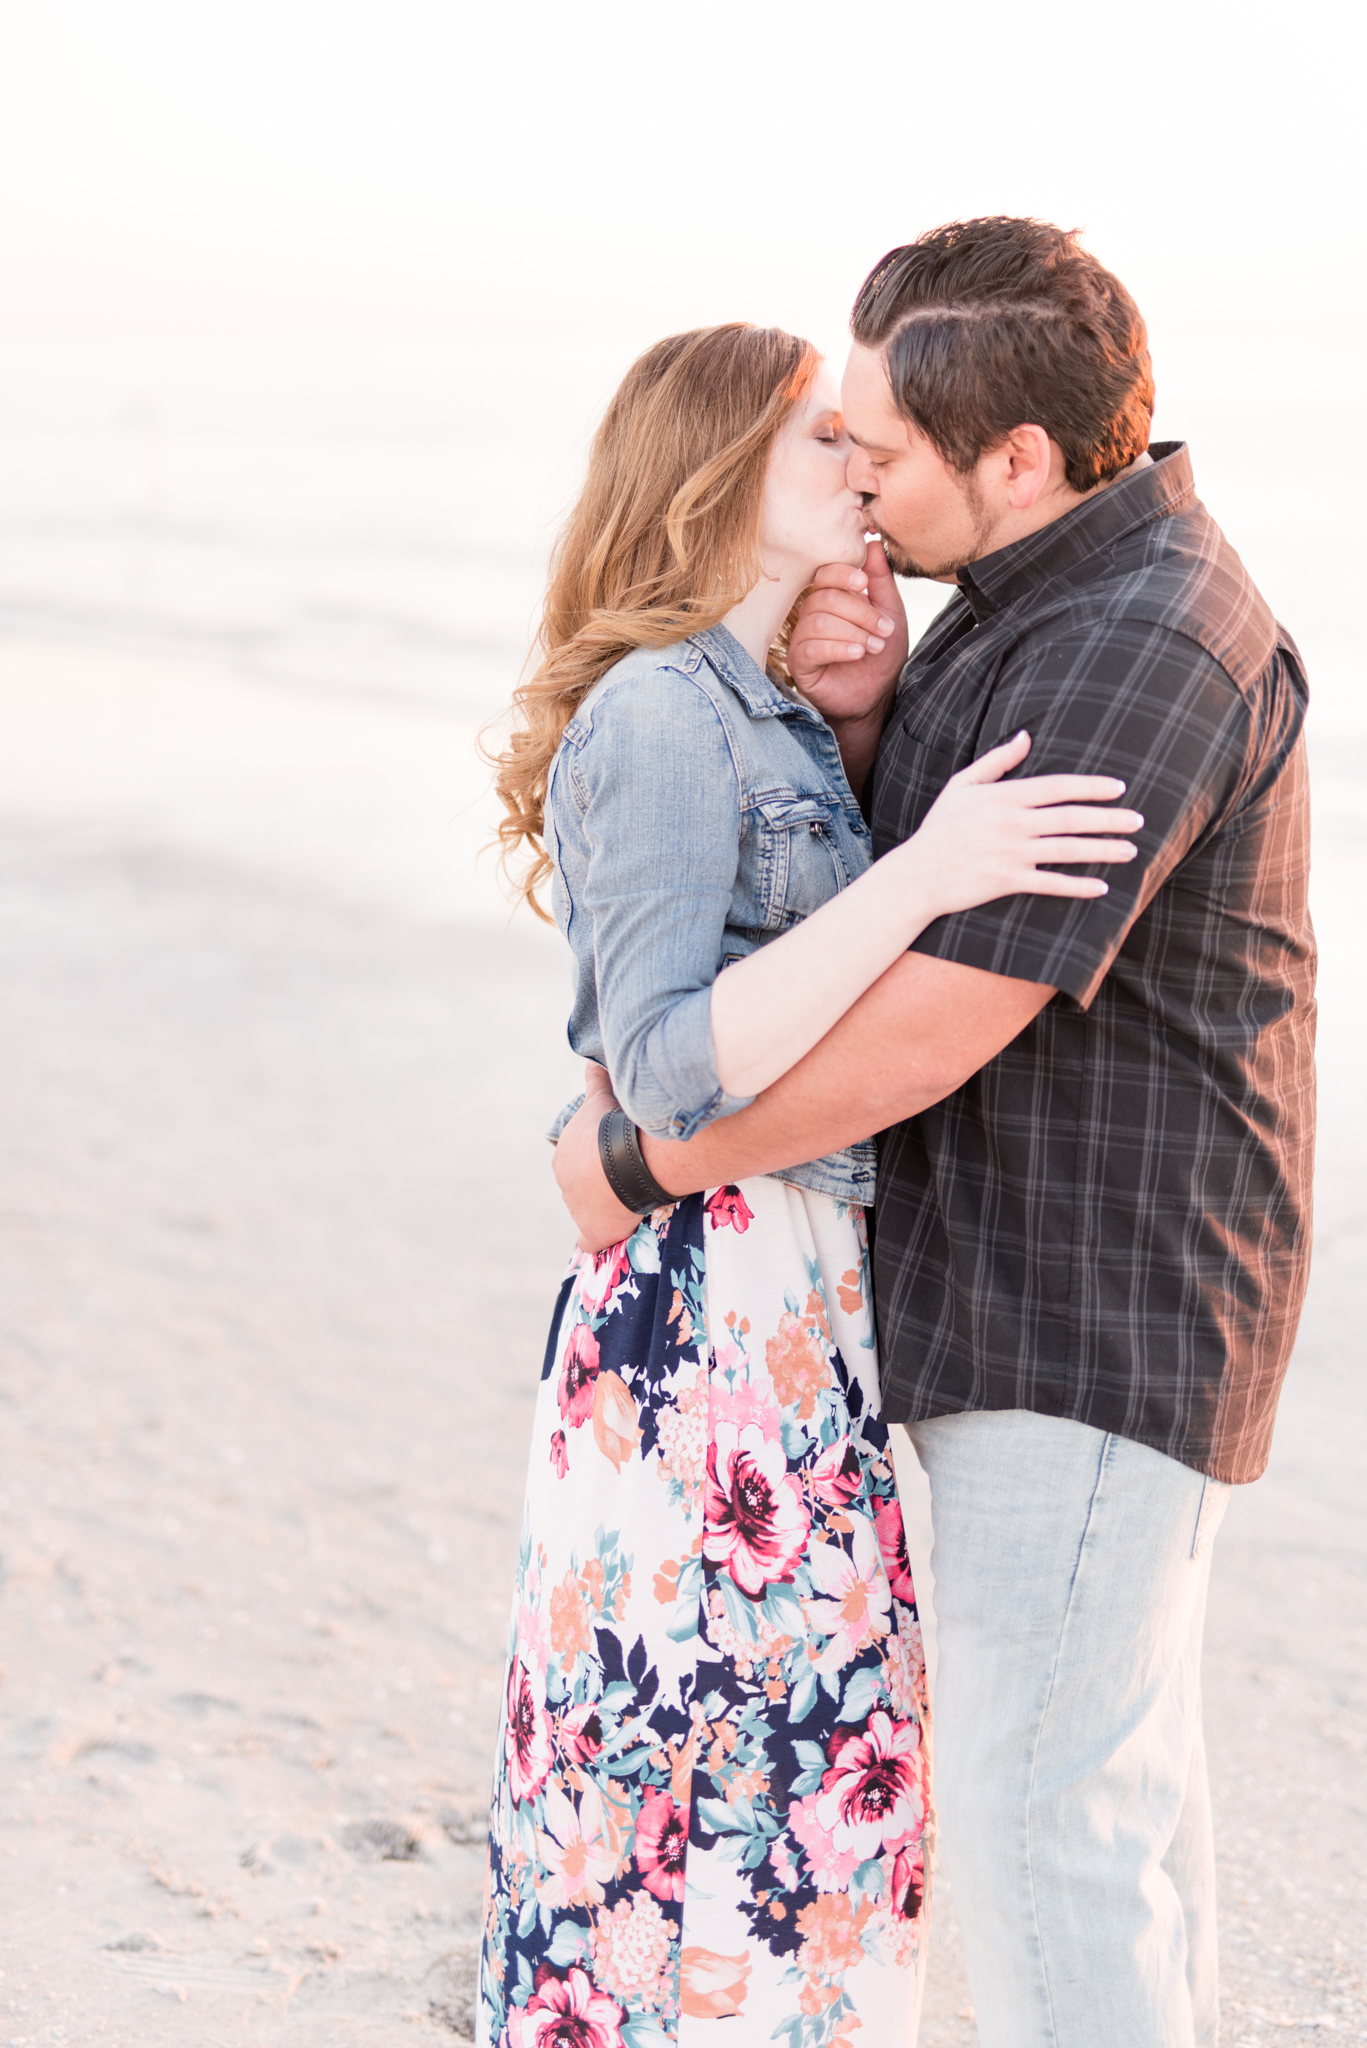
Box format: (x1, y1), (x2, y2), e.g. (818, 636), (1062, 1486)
(544, 623), (878, 1205)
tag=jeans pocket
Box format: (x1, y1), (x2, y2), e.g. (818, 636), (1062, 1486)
(1192, 1476), (1232, 1558)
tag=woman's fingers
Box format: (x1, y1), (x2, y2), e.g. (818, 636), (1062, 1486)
(1024, 805), (1144, 835)
(1029, 836), (1138, 863)
(1024, 872), (1113, 897)
(955, 729), (1032, 782)
(1005, 772), (1131, 805)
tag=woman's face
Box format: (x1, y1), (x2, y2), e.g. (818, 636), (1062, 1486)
(759, 366), (869, 580)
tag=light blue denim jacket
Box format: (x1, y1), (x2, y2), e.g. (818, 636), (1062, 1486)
(544, 623), (878, 1205)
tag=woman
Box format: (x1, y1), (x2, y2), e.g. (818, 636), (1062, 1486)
(479, 326), (1137, 2047)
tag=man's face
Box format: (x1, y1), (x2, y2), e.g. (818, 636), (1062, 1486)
(840, 342), (996, 580)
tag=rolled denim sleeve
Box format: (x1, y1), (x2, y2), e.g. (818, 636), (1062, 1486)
(571, 669), (755, 1139)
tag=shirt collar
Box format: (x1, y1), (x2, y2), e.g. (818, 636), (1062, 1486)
(955, 442), (1195, 623)
(691, 621), (811, 719)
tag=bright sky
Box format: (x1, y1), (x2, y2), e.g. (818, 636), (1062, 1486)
(0, 0), (1358, 342)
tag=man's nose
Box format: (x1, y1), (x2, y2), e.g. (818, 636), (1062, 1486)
(846, 452), (875, 494)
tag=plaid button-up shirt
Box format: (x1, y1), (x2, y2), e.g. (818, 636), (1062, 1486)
(869, 444), (1316, 1483)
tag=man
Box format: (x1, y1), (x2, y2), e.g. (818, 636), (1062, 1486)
(552, 217), (1316, 2046)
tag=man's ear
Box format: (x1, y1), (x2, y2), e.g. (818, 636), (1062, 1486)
(999, 425), (1055, 511)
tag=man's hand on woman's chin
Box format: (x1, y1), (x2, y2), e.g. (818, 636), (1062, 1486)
(551, 1064), (645, 1253)
(788, 540), (910, 799)
(788, 539), (909, 717)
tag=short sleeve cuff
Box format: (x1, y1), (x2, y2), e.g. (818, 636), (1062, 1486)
(910, 898), (1130, 1010)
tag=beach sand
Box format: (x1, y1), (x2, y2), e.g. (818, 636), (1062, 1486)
(0, 625), (1363, 2044)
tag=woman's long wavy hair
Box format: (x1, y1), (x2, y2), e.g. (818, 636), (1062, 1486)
(487, 322), (820, 916)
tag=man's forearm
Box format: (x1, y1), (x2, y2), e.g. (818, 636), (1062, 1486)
(641, 951), (1054, 1195)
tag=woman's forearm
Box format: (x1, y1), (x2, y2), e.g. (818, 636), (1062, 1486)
(709, 839), (940, 1099)
(708, 731), (1136, 1104)
(651, 952), (1056, 1196)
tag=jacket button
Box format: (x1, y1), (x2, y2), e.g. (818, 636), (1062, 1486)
(809, 820), (824, 836)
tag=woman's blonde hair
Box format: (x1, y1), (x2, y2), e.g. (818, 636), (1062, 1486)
(487, 322), (820, 916)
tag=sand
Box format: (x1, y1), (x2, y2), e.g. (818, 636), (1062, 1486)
(0, 633), (1363, 2043)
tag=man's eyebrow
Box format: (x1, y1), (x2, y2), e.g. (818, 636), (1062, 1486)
(847, 430), (900, 454)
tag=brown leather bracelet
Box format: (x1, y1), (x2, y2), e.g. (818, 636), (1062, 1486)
(598, 1109), (675, 1215)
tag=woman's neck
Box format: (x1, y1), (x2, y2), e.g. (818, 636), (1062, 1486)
(721, 565), (809, 673)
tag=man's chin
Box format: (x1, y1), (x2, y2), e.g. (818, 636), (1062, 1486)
(880, 537), (939, 580)
(878, 531), (993, 583)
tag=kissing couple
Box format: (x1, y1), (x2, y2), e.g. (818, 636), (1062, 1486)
(477, 216), (1315, 2048)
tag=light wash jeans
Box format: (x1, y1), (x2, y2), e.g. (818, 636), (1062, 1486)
(908, 1410), (1231, 2048)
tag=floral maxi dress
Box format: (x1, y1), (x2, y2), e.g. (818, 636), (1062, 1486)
(479, 1176), (931, 2048)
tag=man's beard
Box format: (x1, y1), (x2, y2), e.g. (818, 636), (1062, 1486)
(874, 476), (997, 583)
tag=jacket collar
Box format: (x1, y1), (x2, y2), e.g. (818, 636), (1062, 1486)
(691, 622), (811, 719)
(955, 442), (1195, 623)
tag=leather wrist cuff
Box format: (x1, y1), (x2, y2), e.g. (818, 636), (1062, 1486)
(598, 1108), (675, 1216)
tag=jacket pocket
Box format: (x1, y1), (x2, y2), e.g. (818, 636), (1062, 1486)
(751, 792), (850, 928)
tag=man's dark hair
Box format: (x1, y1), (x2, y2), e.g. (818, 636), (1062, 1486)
(851, 217), (1154, 494)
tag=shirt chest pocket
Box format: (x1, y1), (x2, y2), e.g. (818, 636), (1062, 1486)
(735, 791), (853, 933)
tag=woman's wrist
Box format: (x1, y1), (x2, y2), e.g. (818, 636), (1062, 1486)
(870, 835), (945, 941)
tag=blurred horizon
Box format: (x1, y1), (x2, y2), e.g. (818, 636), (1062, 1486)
(1, 0), (1364, 933)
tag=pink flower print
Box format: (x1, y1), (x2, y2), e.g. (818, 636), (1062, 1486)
(508, 1966), (625, 2048)
(590, 1893), (675, 2009)
(679, 1946), (751, 2020)
(885, 1609), (927, 1720)
(705, 1184), (754, 1233)
(655, 1370), (708, 1509)
(549, 1570), (593, 1669)
(559, 1701), (603, 1767)
(504, 1657), (554, 1806)
(891, 1842), (926, 1922)
(534, 1781), (617, 1910)
(764, 1311), (830, 1420)
(802, 1516), (892, 1671)
(769, 1833), (800, 1892)
(515, 1599), (550, 1681)
(788, 1791), (861, 1893)
(579, 1239), (633, 1314)
(549, 1430), (569, 1479)
(591, 1369), (640, 1472)
(836, 1266), (865, 1317)
(874, 1496), (917, 1602)
(558, 1322), (600, 1430)
(709, 1380), (782, 1444)
(809, 1435), (863, 1510)
(634, 1788), (688, 1902)
(816, 1709), (926, 1861)
(704, 1425), (811, 1597)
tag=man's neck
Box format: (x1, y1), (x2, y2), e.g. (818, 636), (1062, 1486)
(961, 449), (1155, 575)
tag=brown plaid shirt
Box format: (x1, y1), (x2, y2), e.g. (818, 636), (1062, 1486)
(869, 444), (1316, 1483)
